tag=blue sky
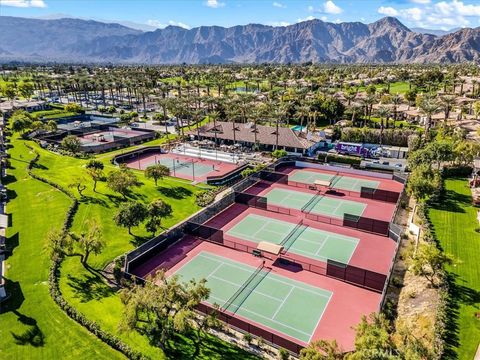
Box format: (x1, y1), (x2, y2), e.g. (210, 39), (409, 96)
(1, 0), (480, 31)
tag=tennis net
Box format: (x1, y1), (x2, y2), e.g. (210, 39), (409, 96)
(301, 192), (323, 213)
(329, 173), (342, 188)
(280, 219), (306, 251)
(222, 261), (269, 313)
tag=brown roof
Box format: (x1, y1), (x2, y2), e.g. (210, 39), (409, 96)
(191, 121), (322, 149)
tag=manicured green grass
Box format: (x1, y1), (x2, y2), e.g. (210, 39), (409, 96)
(13, 137), (257, 358)
(31, 109), (79, 120)
(429, 178), (480, 359)
(0, 138), (124, 359)
(367, 116), (415, 129)
(357, 81), (410, 95)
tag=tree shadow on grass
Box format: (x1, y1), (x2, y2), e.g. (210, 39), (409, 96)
(31, 162), (48, 170)
(6, 188), (17, 200)
(105, 193), (125, 206)
(66, 272), (116, 303)
(440, 270), (480, 359)
(0, 278), (24, 314)
(429, 189), (470, 214)
(10, 312), (45, 347)
(4, 232), (19, 260)
(2, 174), (17, 186)
(157, 186), (192, 200)
(130, 234), (152, 247)
(165, 332), (258, 360)
(442, 272), (461, 359)
(79, 195), (109, 208)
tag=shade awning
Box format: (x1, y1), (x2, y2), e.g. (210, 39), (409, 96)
(314, 179), (331, 187)
(257, 241), (283, 255)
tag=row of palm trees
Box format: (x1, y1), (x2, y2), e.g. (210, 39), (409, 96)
(3, 65), (479, 148)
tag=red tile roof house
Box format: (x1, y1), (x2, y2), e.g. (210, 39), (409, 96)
(189, 121), (325, 155)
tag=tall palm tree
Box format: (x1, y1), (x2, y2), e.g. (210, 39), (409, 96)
(376, 106), (390, 145)
(157, 98), (170, 134)
(419, 97), (440, 137)
(440, 95), (456, 126)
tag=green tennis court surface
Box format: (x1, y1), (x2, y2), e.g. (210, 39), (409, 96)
(226, 214), (359, 264)
(145, 157), (213, 177)
(174, 251), (331, 343)
(289, 169), (380, 192)
(265, 187), (367, 218)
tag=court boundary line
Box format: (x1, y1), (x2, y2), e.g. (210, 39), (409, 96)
(290, 169), (381, 192)
(175, 251), (333, 343)
(195, 252), (331, 298)
(226, 214), (360, 264)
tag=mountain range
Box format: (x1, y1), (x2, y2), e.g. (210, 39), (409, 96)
(0, 15), (479, 64)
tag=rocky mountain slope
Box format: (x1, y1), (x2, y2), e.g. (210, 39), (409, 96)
(0, 16), (478, 64)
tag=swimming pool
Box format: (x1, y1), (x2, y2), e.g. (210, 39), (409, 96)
(291, 125), (306, 131)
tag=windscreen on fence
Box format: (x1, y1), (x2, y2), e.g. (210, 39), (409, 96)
(184, 222), (224, 244)
(197, 302), (303, 354)
(126, 232), (182, 276)
(343, 213), (390, 236)
(326, 259), (387, 292)
(360, 187), (400, 203)
(274, 160), (296, 172)
(234, 192), (268, 209)
(258, 170), (289, 184)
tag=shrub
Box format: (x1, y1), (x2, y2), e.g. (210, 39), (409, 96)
(243, 333), (252, 344)
(195, 190), (216, 207)
(278, 348), (290, 360)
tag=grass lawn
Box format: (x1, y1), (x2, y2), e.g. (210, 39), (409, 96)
(0, 137), (124, 359)
(367, 116), (416, 129)
(357, 81), (410, 95)
(428, 178), (480, 359)
(30, 109), (79, 120)
(5, 135), (258, 359)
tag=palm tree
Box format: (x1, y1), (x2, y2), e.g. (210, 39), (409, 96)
(361, 94), (376, 127)
(390, 94), (402, 127)
(419, 97), (440, 137)
(209, 110), (220, 147)
(295, 104), (310, 131)
(440, 95), (456, 126)
(376, 106), (390, 145)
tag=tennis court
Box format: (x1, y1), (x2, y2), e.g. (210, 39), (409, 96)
(264, 187), (367, 218)
(226, 214), (359, 264)
(289, 169), (380, 192)
(173, 251), (332, 343)
(135, 155), (215, 178)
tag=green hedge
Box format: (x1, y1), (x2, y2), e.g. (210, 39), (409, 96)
(25, 143), (147, 360)
(318, 153), (362, 165)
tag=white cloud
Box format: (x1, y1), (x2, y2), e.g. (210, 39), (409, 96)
(268, 21), (290, 26)
(146, 19), (166, 28)
(309, 1), (342, 15)
(435, 0), (480, 16)
(297, 15), (316, 22)
(321, 16), (328, 21)
(378, 6), (399, 17)
(205, 0), (224, 8)
(146, 19), (190, 29)
(272, 2), (286, 8)
(377, 1), (480, 29)
(323, 0), (342, 14)
(403, 7), (423, 21)
(0, 0), (46, 7)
